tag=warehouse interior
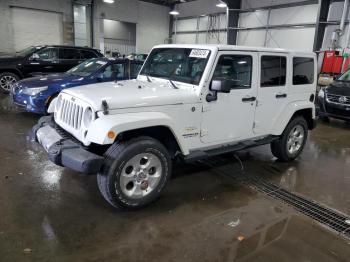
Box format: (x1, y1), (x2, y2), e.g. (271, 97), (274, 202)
(1, 0), (350, 261)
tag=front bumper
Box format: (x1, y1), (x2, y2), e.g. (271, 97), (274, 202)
(316, 96), (350, 121)
(11, 91), (47, 114)
(32, 116), (103, 174)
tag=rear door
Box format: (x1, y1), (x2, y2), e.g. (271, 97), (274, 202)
(59, 48), (84, 72)
(253, 53), (289, 135)
(200, 51), (258, 144)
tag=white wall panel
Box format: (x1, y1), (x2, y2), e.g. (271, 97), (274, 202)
(237, 30), (266, 47)
(267, 28), (315, 51)
(11, 7), (63, 51)
(269, 5), (318, 25)
(136, 1), (169, 53)
(239, 11), (269, 28)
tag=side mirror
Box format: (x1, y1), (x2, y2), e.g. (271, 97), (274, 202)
(29, 53), (40, 61)
(210, 78), (235, 93)
(207, 78), (240, 102)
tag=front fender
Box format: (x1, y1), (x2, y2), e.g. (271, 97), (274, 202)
(85, 112), (187, 154)
(271, 100), (315, 136)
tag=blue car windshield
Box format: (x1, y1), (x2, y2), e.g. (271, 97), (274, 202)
(140, 48), (211, 85)
(67, 59), (108, 77)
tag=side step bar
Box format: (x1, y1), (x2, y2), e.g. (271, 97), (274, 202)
(183, 136), (279, 162)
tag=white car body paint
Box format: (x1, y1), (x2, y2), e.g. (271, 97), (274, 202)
(52, 44), (316, 155)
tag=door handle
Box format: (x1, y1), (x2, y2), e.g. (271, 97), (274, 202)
(276, 93), (287, 99)
(242, 96), (256, 102)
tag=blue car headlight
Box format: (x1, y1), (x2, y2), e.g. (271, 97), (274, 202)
(22, 86), (48, 96)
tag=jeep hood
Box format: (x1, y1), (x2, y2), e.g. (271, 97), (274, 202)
(62, 79), (199, 110)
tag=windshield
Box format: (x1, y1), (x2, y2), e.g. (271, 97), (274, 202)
(140, 48), (211, 85)
(17, 46), (40, 57)
(67, 58), (108, 77)
(338, 69), (350, 81)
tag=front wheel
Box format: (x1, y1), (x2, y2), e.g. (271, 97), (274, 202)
(0, 72), (19, 93)
(97, 136), (171, 210)
(271, 117), (308, 162)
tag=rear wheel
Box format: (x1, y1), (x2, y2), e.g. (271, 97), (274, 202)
(0, 72), (19, 93)
(271, 117), (308, 162)
(97, 136), (171, 210)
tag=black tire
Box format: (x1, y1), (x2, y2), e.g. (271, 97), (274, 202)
(97, 136), (171, 210)
(0, 72), (20, 94)
(271, 117), (308, 162)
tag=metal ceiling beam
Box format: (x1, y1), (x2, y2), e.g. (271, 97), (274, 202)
(313, 0), (332, 51)
(225, 0), (241, 45)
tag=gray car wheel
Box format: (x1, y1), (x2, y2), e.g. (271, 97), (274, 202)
(0, 72), (19, 93)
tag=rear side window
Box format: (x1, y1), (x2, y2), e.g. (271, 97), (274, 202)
(293, 57), (314, 85)
(81, 50), (97, 59)
(261, 56), (286, 87)
(60, 48), (81, 60)
(213, 55), (253, 89)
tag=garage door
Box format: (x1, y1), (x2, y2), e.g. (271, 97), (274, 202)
(11, 7), (63, 51)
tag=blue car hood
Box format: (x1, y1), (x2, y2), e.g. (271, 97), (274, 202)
(19, 74), (87, 88)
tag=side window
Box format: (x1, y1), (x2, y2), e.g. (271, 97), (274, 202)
(293, 57), (314, 85)
(130, 63), (143, 78)
(60, 48), (81, 60)
(36, 48), (58, 60)
(261, 56), (286, 87)
(81, 50), (97, 59)
(102, 64), (125, 79)
(213, 55), (252, 88)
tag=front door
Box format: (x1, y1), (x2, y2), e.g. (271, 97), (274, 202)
(200, 51), (258, 144)
(22, 47), (59, 77)
(253, 53), (289, 135)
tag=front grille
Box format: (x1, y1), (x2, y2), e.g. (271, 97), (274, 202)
(59, 98), (84, 130)
(326, 93), (350, 105)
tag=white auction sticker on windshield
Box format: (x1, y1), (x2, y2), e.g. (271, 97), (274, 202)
(189, 49), (210, 59)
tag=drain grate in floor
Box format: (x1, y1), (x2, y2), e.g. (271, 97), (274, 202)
(201, 157), (350, 238)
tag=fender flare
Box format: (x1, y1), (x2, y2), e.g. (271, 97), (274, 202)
(86, 112), (188, 154)
(271, 100), (315, 136)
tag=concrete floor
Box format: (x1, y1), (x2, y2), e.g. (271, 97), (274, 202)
(1, 94), (350, 262)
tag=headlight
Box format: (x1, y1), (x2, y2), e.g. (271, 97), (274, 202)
(318, 88), (325, 98)
(83, 107), (94, 128)
(22, 86), (48, 96)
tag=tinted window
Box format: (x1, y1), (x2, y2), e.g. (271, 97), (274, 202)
(60, 48), (81, 60)
(293, 57), (314, 85)
(36, 47), (58, 60)
(130, 63), (143, 78)
(81, 50), (97, 59)
(213, 55), (252, 88)
(102, 63), (125, 79)
(261, 56), (286, 87)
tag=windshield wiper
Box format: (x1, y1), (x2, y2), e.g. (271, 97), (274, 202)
(169, 79), (179, 89)
(146, 75), (152, 83)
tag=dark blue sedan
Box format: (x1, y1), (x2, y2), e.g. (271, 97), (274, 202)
(11, 58), (143, 114)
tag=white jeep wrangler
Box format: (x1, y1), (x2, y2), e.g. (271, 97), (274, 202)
(33, 44), (317, 209)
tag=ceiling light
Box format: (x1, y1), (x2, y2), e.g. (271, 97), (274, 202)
(169, 5), (180, 16)
(103, 0), (114, 3)
(216, 0), (227, 8)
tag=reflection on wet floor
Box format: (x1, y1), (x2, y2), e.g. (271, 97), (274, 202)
(1, 93), (350, 261)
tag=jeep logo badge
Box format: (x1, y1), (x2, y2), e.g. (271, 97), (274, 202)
(339, 96), (347, 104)
(71, 97), (75, 102)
